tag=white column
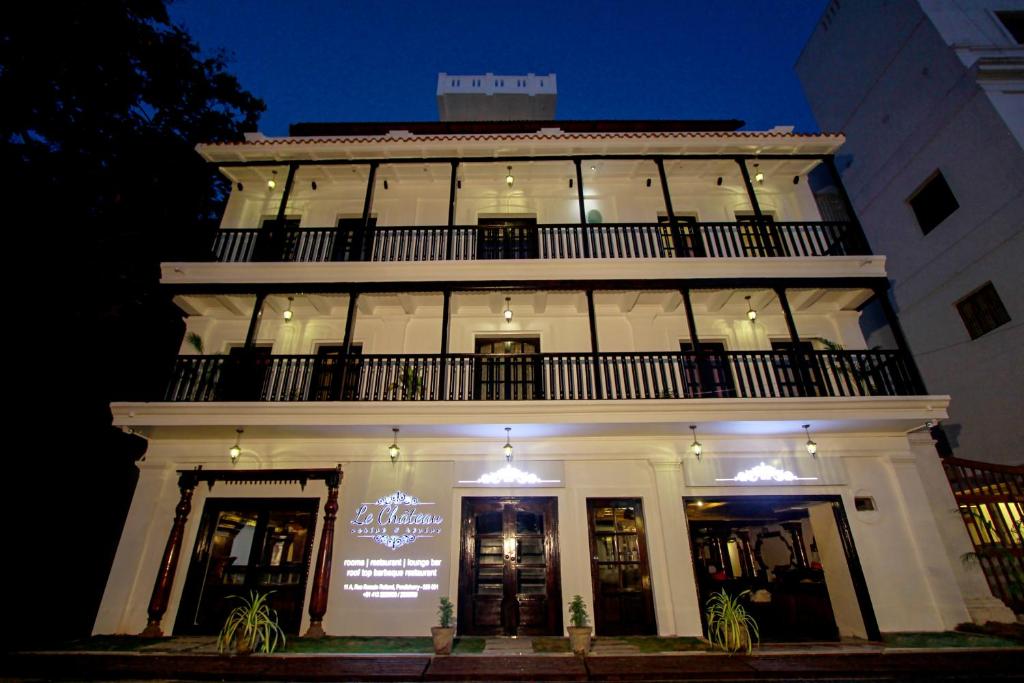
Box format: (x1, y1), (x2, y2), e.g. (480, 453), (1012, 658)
(650, 460), (703, 636)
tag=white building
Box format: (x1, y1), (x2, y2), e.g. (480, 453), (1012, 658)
(796, 0), (1024, 466)
(95, 79), (1015, 642)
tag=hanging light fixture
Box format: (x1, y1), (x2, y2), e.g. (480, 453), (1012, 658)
(745, 295), (757, 324)
(282, 296), (294, 323)
(388, 427), (400, 462)
(803, 424), (818, 458)
(229, 428), (244, 464)
(503, 427), (514, 462)
(689, 425), (703, 460)
(505, 166), (514, 187)
(504, 296), (513, 324)
(753, 163), (764, 184)
(267, 170), (278, 190)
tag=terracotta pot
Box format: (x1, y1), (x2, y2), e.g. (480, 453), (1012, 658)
(431, 626), (455, 655)
(568, 626), (592, 655)
(235, 634), (253, 655)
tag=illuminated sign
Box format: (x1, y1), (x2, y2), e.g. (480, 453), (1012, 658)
(458, 464), (561, 485)
(715, 462), (819, 483)
(349, 490), (443, 549)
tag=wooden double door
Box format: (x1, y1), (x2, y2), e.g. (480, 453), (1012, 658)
(458, 497), (562, 636)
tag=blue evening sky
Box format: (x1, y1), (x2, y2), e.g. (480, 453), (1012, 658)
(169, 1), (830, 136)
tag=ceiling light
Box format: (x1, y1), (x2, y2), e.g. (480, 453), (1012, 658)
(745, 295), (757, 324)
(503, 427), (514, 462)
(504, 297), (513, 324)
(753, 163), (764, 184)
(388, 427), (400, 462)
(803, 424), (818, 458)
(229, 428), (243, 464)
(689, 425), (703, 460)
(283, 296), (294, 322)
(505, 166), (514, 187)
(268, 170), (277, 190)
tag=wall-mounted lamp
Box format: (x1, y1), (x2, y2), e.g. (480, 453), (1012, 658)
(268, 170), (277, 190)
(793, 175), (800, 185)
(689, 425), (703, 460)
(505, 166), (514, 187)
(504, 297), (513, 324)
(282, 296), (294, 323)
(236, 182), (244, 192)
(569, 177), (573, 188)
(590, 165), (596, 172)
(311, 180), (318, 191)
(803, 424), (818, 458)
(745, 295), (757, 324)
(503, 427), (514, 463)
(646, 178), (652, 187)
(457, 179), (462, 189)
(229, 428), (244, 464)
(388, 427), (400, 462)
(753, 163), (764, 184)
(716, 177), (723, 186)
(383, 179), (389, 190)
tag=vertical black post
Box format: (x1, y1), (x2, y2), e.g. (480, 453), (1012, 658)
(824, 155), (872, 255)
(438, 290), (452, 400)
(736, 158), (772, 256)
(586, 289), (603, 399)
(356, 162), (378, 261)
(574, 158), (590, 258)
(446, 161), (458, 260)
(276, 163), (298, 224)
(243, 293), (267, 349)
(259, 163), (298, 261)
(337, 290), (359, 400)
(775, 286), (812, 396)
(681, 288), (715, 397)
(656, 158), (687, 257)
(873, 284), (927, 393)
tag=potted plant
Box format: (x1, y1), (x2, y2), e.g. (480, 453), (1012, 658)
(431, 596), (455, 655)
(391, 364), (425, 400)
(567, 595), (592, 655)
(705, 589), (759, 654)
(217, 590), (287, 655)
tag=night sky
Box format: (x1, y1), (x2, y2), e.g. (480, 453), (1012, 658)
(169, 1), (830, 136)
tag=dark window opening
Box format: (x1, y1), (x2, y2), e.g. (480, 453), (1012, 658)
(908, 171), (958, 235)
(956, 282), (1011, 340)
(996, 11), (1024, 44)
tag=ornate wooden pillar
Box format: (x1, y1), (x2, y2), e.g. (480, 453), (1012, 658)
(782, 522), (809, 567)
(305, 466), (343, 638)
(140, 469), (199, 637)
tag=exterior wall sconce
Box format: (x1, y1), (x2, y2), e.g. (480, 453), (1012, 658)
(388, 427), (400, 462)
(236, 182), (244, 192)
(504, 297), (513, 324)
(503, 427), (514, 462)
(689, 425), (703, 460)
(646, 178), (652, 187)
(229, 428), (244, 464)
(268, 170), (277, 190)
(282, 296), (294, 323)
(311, 180), (318, 191)
(505, 166), (514, 187)
(569, 177), (573, 188)
(590, 165), (596, 172)
(793, 175), (800, 185)
(383, 179), (389, 190)
(803, 424), (818, 458)
(753, 163), (764, 184)
(716, 176), (723, 186)
(745, 295), (757, 324)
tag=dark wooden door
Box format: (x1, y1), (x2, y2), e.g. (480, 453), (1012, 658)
(174, 498), (318, 636)
(458, 497), (562, 636)
(736, 215), (781, 257)
(255, 217), (301, 261)
(770, 340), (822, 397)
(680, 342), (734, 398)
(219, 345), (273, 400)
(309, 344), (362, 400)
(474, 338), (542, 400)
(332, 217), (377, 262)
(587, 499), (657, 635)
(476, 218), (538, 259)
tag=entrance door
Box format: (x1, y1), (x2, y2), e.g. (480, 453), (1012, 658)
(476, 218), (539, 259)
(458, 497), (562, 636)
(219, 345), (273, 400)
(309, 343), (362, 400)
(174, 498), (317, 636)
(475, 337), (542, 400)
(587, 499), (657, 635)
(770, 340), (822, 397)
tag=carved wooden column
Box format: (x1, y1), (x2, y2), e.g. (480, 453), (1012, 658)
(782, 522), (809, 567)
(140, 469), (199, 637)
(305, 466), (343, 637)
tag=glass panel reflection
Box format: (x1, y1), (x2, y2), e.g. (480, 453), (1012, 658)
(618, 535), (639, 562)
(615, 507), (638, 533)
(594, 507), (615, 532)
(477, 511), (502, 535)
(599, 566), (619, 590)
(516, 511), (543, 534)
(622, 564), (642, 591)
(595, 535), (615, 562)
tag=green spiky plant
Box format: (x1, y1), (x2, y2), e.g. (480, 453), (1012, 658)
(706, 590), (759, 654)
(186, 332), (205, 354)
(568, 595), (589, 628)
(392, 365), (425, 399)
(217, 590), (286, 654)
(438, 596), (454, 628)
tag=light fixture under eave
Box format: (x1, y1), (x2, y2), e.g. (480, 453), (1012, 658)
(753, 163), (764, 184)
(689, 425), (703, 461)
(503, 427), (514, 463)
(229, 428), (243, 464)
(505, 166), (514, 187)
(388, 427), (400, 462)
(745, 295), (757, 324)
(803, 424), (818, 458)
(504, 297), (513, 324)
(283, 296), (294, 323)
(268, 170), (277, 190)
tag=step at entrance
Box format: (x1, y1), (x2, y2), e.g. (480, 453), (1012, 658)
(483, 637), (535, 655)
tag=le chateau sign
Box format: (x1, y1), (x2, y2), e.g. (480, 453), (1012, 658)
(350, 490), (444, 550)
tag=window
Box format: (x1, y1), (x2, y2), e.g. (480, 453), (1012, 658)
(908, 171), (958, 234)
(996, 11), (1024, 44)
(956, 282), (1011, 340)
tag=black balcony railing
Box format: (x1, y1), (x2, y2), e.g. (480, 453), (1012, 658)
(209, 221), (869, 263)
(163, 349), (922, 402)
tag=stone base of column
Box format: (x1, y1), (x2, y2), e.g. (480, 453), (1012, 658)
(304, 621), (326, 638)
(964, 596), (1017, 625)
(139, 621), (164, 638)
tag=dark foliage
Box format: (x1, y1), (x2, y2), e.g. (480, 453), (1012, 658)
(1, 1), (264, 642)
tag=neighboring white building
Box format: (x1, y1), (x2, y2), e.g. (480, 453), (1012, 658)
(796, 0), (1024, 466)
(94, 77), (1015, 642)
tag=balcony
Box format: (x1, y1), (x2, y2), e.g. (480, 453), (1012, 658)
(163, 349), (922, 402)
(210, 220), (868, 263)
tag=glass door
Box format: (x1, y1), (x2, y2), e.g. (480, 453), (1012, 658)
(587, 499), (657, 635)
(474, 338), (542, 400)
(458, 497), (562, 636)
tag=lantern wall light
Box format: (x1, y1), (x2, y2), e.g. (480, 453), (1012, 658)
(503, 427), (514, 462)
(803, 424), (818, 458)
(229, 428), (244, 464)
(283, 296), (294, 323)
(745, 295), (757, 325)
(689, 425), (703, 460)
(504, 297), (513, 324)
(388, 427), (400, 462)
